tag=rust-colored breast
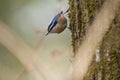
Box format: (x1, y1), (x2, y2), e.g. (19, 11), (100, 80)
(57, 15), (67, 24)
(50, 15), (67, 34)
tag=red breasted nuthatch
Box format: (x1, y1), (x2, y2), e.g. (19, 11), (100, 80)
(46, 11), (67, 35)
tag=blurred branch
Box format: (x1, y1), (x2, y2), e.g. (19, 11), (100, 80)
(0, 21), (45, 80)
(0, 0), (119, 80)
(72, 0), (120, 80)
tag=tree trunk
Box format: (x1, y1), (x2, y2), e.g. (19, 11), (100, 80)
(69, 0), (120, 80)
(84, 7), (120, 80)
(69, 0), (103, 55)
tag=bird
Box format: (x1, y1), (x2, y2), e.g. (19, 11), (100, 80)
(46, 11), (67, 36)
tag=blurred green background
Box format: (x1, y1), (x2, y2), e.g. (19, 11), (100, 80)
(0, 0), (72, 80)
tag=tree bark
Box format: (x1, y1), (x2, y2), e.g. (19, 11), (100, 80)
(69, 0), (103, 55)
(84, 7), (120, 80)
(69, 0), (120, 80)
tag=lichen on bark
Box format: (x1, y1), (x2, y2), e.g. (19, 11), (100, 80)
(69, 0), (120, 80)
(69, 0), (101, 55)
(84, 5), (120, 80)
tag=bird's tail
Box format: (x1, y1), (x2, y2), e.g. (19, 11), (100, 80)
(63, 8), (70, 14)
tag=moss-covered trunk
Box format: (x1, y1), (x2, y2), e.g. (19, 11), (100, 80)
(69, 0), (120, 80)
(69, 0), (102, 55)
(84, 7), (120, 80)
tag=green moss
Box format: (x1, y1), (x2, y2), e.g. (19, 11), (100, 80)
(84, 6), (120, 80)
(69, 0), (100, 54)
(69, 0), (120, 79)
(100, 19), (120, 80)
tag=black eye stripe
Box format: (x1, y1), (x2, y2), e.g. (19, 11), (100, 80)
(48, 21), (57, 32)
(47, 13), (61, 32)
